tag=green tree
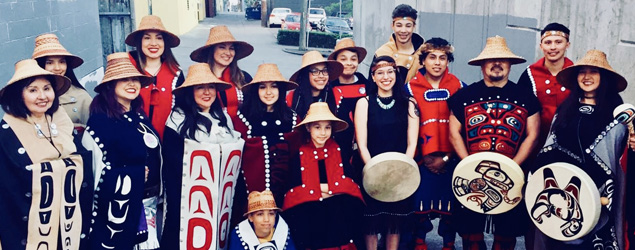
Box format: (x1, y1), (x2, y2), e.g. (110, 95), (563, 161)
(324, 0), (353, 16)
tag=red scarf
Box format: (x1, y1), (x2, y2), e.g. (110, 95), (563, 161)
(282, 139), (363, 210)
(408, 69), (462, 155)
(219, 68), (241, 117)
(129, 53), (180, 141)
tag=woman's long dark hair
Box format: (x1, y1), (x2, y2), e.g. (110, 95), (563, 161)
(290, 68), (336, 118)
(206, 44), (247, 87)
(0, 76), (61, 118)
(132, 31), (181, 75)
(552, 68), (623, 133)
(367, 55), (412, 121)
(36, 57), (84, 90)
(171, 85), (229, 141)
(240, 82), (294, 123)
(89, 80), (145, 119)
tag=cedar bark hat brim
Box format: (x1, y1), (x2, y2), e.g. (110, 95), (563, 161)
(556, 49), (627, 92)
(189, 25), (254, 63)
(95, 52), (152, 92)
(32, 33), (84, 69)
(0, 59), (71, 99)
(468, 36), (526, 66)
(174, 63), (232, 93)
(294, 102), (348, 132)
(125, 15), (181, 47)
(327, 38), (367, 61)
(290, 51), (344, 82)
(241, 63), (298, 90)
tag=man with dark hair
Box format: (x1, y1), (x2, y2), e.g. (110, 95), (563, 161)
(407, 37), (464, 250)
(448, 36), (541, 250)
(375, 4), (424, 82)
(517, 22), (572, 149)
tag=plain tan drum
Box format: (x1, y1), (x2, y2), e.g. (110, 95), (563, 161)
(452, 152), (524, 214)
(362, 152), (420, 202)
(525, 162), (601, 241)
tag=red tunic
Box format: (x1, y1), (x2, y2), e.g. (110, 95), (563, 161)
(407, 69), (463, 156)
(129, 53), (183, 141)
(520, 57), (574, 146)
(218, 68), (243, 118)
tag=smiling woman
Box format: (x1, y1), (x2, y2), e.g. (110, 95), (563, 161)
(0, 59), (88, 250)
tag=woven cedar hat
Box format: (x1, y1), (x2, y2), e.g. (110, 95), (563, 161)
(244, 190), (281, 216)
(290, 50), (344, 82)
(0, 59), (71, 98)
(190, 25), (254, 63)
(31, 33), (84, 69)
(95, 52), (152, 92)
(295, 102), (348, 132)
(125, 15), (180, 48)
(468, 36), (526, 66)
(556, 49), (627, 92)
(241, 63), (298, 90)
(327, 38), (367, 61)
(174, 63), (232, 92)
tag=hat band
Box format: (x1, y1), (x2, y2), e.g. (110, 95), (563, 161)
(541, 30), (569, 41)
(371, 62), (396, 73)
(419, 43), (454, 54)
(393, 16), (416, 23)
(247, 200), (278, 213)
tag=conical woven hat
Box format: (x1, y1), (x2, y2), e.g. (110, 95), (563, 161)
(190, 25), (254, 63)
(468, 36), (526, 66)
(242, 63), (298, 90)
(125, 15), (180, 47)
(174, 63), (232, 93)
(243, 190), (280, 216)
(1, 59), (71, 98)
(290, 50), (344, 82)
(328, 38), (367, 61)
(556, 49), (627, 92)
(31, 33), (84, 69)
(295, 102), (348, 132)
(95, 52), (152, 92)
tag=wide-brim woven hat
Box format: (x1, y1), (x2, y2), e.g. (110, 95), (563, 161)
(95, 52), (152, 92)
(125, 15), (180, 48)
(243, 190), (281, 216)
(295, 102), (348, 132)
(556, 49), (627, 92)
(468, 35), (526, 66)
(242, 63), (298, 90)
(174, 63), (232, 93)
(290, 50), (344, 82)
(190, 25), (254, 63)
(31, 33), (84, 69)
(327, 38), (367, 61)
(0, 59), (71, 98)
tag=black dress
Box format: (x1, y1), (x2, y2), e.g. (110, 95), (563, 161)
(362, 94), (413, 233)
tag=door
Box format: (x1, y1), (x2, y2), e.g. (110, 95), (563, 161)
(98, 0), (135, 65)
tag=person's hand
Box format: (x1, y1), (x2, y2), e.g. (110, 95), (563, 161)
(423, 155), (448, 174)
(320, 183), (332, 199)
(145, 166), (149, 183)
(629, 132), (635, 151)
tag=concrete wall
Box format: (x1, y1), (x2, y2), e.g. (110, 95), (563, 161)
(354, 0), (635, 103)
(136, 0), (200, 36)
(0, 0), (103, 88)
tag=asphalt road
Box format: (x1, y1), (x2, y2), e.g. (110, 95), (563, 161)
(171, 12), (527, 250)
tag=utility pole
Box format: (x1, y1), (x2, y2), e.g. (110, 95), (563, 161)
(299, 0), (309, 51)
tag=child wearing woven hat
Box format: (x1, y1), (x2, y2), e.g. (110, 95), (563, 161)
(190, 25), (254, 118)
(228, 190), (297, 250)
(231, 64), (298, 205)
(328, 38), (371, 172)
(529, 49), (629, 250)
(281, 102), (364, 250)
(287, 50), (343, 119)
(0, 59), (86, 250)
(447, 36), (541, 250)
(354, 56), (419, 250)
(161, 63), (244, 249)
(126, 15), (185, 141)
(32, 33), (92, 144)
(82, 52), (161, 249)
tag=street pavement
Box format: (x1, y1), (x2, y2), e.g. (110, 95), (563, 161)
(171, 13), (527, 250)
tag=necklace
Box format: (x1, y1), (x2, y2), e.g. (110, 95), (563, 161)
(138, 122), (159, 148)
(376, 96), (395, 110)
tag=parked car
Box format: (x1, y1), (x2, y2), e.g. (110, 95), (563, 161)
(308, 8), (326, 29)
(322, 17), (353, 37)
(281, 12), (312, 31)
(245, 1), (261, 20)
(335, 12), (353, 29)
(268, 8), (291, 27)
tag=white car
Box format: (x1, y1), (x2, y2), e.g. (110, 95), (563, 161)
(268, 8), (291, 27)
(308, 8), (326, 29)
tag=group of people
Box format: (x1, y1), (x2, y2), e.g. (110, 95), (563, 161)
(0, 3), (634, 250)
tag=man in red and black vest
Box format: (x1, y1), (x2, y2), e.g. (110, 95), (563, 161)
(517, 23), (573, 149)
(406, 37), (464, 250)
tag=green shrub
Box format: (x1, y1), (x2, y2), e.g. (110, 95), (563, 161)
(277, 29), (352, 48)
